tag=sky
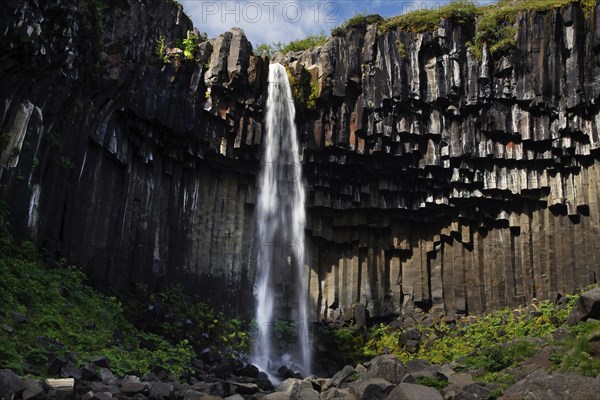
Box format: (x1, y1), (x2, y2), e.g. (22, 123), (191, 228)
(178, 0), (490, 47)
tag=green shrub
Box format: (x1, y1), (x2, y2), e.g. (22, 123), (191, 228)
(285, 65), (318, 112)
(331, 13), (384, 36)
(254, 33), (328, 57)
(380, 0), (479, 33)
(156, 35), (169, 63)
(550, 319), (600, 377)
(415, 376), (449, 390)
(182, 33), (198, 60)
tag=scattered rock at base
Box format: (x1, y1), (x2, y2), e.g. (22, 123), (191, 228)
(441, 383), (490, 400)
(384, 383), (443, 400)
(329, 365), (356, 388)
(22, 381), (46, 400)
(0, 369), (25, 400)
(501, 370), (600, 400)
(362, 355), (407, 385)
(348, 378), (394, 400)
(567, 287), (600, 325)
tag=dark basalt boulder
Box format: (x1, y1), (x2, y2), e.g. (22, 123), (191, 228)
(567, 287), (600, 325)
(0, 369), (25, 400)
(501, 370), (600, 400)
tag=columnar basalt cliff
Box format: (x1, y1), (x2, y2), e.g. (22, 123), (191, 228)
(2, 0), (600, 321)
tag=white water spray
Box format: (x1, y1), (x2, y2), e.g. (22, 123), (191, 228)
(253, 63), (310, 377)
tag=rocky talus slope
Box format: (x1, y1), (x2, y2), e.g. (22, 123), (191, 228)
(2, 0), (600, 320)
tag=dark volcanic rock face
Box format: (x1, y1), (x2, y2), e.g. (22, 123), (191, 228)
(2, 0), (600, 319)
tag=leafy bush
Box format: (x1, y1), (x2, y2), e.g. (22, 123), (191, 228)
(156, 35), (169, 63)
(551, 319), (600, 377)
(415, 376), (449, 390)
(182, 33), (198, 60)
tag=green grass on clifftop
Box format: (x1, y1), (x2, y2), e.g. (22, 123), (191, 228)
(331, 0), (594, 58)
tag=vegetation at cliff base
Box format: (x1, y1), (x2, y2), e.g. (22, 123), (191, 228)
(322, 292), (600, 390)
(0, 203), (248, 380)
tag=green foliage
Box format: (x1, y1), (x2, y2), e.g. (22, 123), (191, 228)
(254, 43), (275, 58)
(182, 33), (198, 60)
(285, 65), (318, 112)
(463, 340), (537, 372)
(395, 40), (407, 59)
(0, 130), (10, 154)
(307, 81), (319, 110)
(376, 0), (592, 59)
(415, 376), (449, 390)
(156, 35), (169, 64)
(254, 33), (328, 57)
(327, 297), (577, 376)
(380, 0), (479, 33)
(0, 207), (194, 380)
(551, 319), (600, 377)
(332, 13), (384, 36)
(278, 33), (328, 54)
(59, 156), (76, 171)
(124, 285), (251, 359)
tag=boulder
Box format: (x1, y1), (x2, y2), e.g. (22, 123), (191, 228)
(501, 370), (600, 400)
(297, 388), (320, 400)
(224, 396), (244, 400)
(275, 378), (312, 395)
(120, 376), (147, 395)
(90, 383), (119, 395)
(0, 369), (25, 400)
(191, 382), (224, 398)
(568, 287), (600, 325)
(329, 365), (356, 388)
(99, 369), (118, 386)
(441, 383), (490, 400)
(319, 388), (355, 400)
(348, 378), (394, 400)
(48, 358), (68, 376)
(384, 383), (443, 400)
(22, 381), (46, 400)
(235, 364), (259, 378)
(59, 367), (81, 380)
(398, 330), (421, 347)
(149, 382), (173, 400)
(231, 382), (258, 395)
(263, 393), (291, 400)
(80, 364), (97, 381)
(182, 390), (208, 400)
(362, 355), (407, 384)
(91, 358), (110, 369)
(92, 392), (113, 400)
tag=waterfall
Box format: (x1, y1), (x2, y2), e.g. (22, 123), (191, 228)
(252, 63), (311, 377)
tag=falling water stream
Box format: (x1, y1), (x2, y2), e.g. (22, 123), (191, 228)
(253, 63), (311, 378)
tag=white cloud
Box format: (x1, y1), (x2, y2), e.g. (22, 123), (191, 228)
(179, 0), (343, 46)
